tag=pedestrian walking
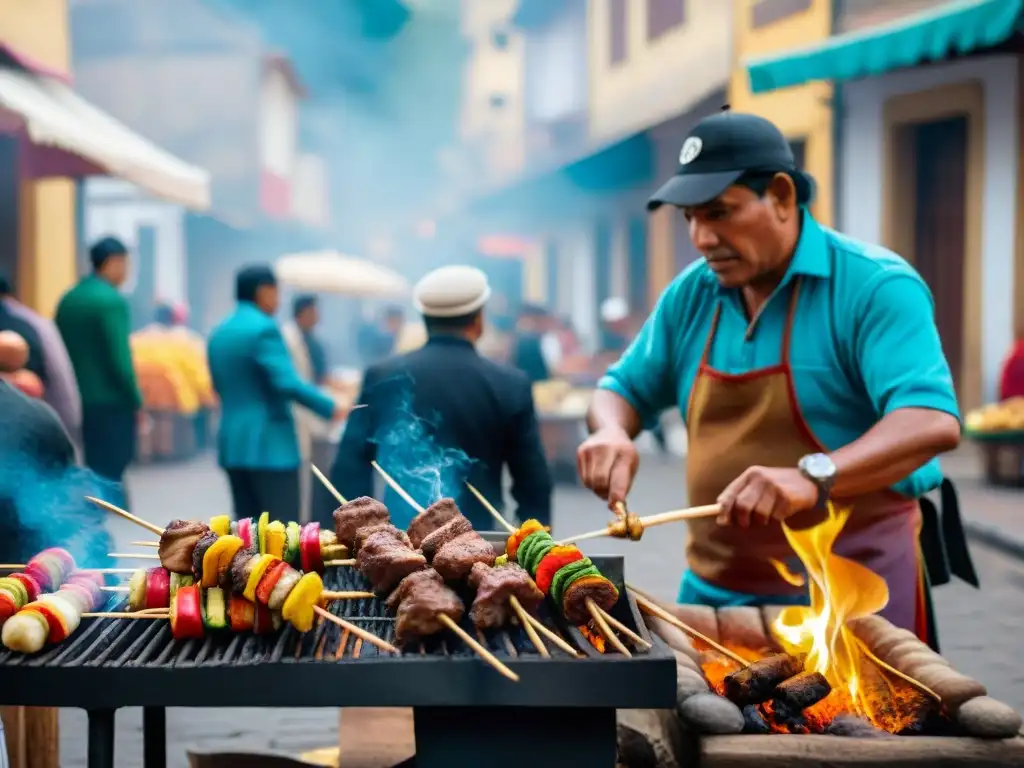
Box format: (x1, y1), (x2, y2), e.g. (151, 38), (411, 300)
(329, 266), (553, 531)
(208, 266), (346, 522)
(55, 237), (141, 508)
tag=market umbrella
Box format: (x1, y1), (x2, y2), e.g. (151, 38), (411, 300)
(274, 250), (410, 298)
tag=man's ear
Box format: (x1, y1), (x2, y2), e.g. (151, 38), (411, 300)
(766, 173), (798, 219)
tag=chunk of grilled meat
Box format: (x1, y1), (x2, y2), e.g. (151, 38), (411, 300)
(468, 562), (544, 630)
(353, 523), (411, 555)
(333, 496), (390, 549)
(158, 519), (211, 574)
(393, 572), (466, 646)
(385, 568), (444, 613)
(229, 549), (258, 594)
(419, 515), (473, 560)
(356, 531), (427, 594)
(561, 576), (620, 625)
(407, 498), (460, 549)
(432, 532), (496, 582)
(191, 530), (220, 584)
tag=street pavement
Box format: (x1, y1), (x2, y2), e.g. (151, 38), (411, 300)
(55, 451), (1024, 766)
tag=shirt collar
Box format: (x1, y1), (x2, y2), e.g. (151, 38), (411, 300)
(427, 334), (475, 350)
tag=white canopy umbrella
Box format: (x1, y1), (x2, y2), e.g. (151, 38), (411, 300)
(274, 250), (410, 298)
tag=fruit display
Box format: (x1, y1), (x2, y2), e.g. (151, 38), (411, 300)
(965, 397), (1024, 435)
(131, 327), (214, 414)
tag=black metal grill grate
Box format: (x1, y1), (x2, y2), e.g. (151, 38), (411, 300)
(0, 564), (624, 669)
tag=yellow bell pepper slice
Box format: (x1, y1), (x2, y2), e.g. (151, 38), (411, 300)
(257, 511), (270, 554)
(201, 534), (244, 588)
(281, 572), (322, 632)
(209, 515), (231, 537)
(264, 521), (286, 559)
(243, 554), (278, 602)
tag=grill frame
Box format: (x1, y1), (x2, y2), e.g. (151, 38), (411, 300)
(0, 554), (676, 709)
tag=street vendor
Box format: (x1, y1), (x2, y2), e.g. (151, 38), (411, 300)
(577, 110), (962, 640)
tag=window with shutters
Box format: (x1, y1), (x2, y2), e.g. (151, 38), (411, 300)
(647, 0), (685, 41)
(609, 0), (628, 65)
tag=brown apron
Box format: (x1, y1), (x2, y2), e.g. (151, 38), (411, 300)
(684, 279), (927, 637)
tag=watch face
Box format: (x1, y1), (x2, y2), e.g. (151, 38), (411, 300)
(802, 453), (836, 480)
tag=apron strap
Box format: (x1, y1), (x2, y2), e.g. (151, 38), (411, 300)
(700, 304), (722, 367)
(780, 278), (803, 364)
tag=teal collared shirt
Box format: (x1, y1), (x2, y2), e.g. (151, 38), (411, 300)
(599, 211), (960, 499)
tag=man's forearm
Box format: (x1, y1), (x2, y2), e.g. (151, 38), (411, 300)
(829, 408), (961, 497)
(586, 389), (643, 438)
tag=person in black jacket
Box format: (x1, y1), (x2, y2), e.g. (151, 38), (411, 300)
(328, 266), (553, 532)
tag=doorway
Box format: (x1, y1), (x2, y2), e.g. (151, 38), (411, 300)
(911, 117), (968, 393)
(882, 81), (984, 409)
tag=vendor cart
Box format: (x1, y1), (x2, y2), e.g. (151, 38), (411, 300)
(965, 429), (1024, 488)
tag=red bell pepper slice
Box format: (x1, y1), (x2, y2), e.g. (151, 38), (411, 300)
(170, 585), (204, 640)
(300, 523), (323, 574)
(255, 560), (289, 605)
(145, 568), (171, 610)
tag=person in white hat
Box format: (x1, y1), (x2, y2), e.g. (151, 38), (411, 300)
(328, 265), (553, 530)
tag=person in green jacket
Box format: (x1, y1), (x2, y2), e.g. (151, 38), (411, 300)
(55, 237), (141, 504)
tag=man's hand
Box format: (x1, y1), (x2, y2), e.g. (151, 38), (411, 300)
(577, 427), (640, 508)
(715, 466), (819, 528)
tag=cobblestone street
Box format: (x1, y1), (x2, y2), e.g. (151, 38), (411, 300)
(54, 453), (1024, 766)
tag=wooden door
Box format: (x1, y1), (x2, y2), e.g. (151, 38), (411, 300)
(912, 116), (968, 394)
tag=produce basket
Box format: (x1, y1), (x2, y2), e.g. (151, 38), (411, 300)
(964, 429), (1024, 488)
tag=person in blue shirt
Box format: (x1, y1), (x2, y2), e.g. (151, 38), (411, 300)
(208, 266), (346, 522)
(577, 110), (963, 642)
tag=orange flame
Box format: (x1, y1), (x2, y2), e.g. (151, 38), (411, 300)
(578, 623), (607, 653)
(769, 557), (806, 587)
(771, 503), (891, 726)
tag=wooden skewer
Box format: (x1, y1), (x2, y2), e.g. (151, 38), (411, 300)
(593, 606), (652, 649)
(312, 464), (347, 505)
(371, 461), (425, 513)
(323, 559), (356, 567)
(86, 496), (165, 536)
(109, 553), (160, 560)
(312, 606), (398, 654)
(520, 612), (583, 658)
(437, 614), (519, 682)
(101, 586), (128, 592)
(130, 541), (160, 548)
(627, 584), (749, 667)
(321, 591), (375, 600)
(83, 612), (168, 619)
(854, 637), (941, 702)
(466, 483), (516, 534)
(557, 504), (721, 545)
(508, 596), (548, 657)
(0, 565), (25, 570)
(586, 599), (631, 657)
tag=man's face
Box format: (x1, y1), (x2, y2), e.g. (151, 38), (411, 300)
(385, 314), (402, 334)
(104, 253), (128, 287)
(682, 178), (795, 289)
(255, 284), (280, 315)
(297, 306), (319, 330)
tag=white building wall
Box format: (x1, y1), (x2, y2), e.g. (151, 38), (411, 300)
(83, 178), (187, 303)
(841, 56), (1018, 404)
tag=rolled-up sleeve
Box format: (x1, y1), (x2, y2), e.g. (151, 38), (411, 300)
(852, 273), (961, 421)
(597, 284), (679, 428)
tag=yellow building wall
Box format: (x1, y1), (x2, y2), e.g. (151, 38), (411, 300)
(0, 0), (77, 316)
(587, 0), (732, 144)
(729, 0), (834, 226)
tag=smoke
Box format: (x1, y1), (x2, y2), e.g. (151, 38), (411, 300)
(0, 386), (115, 570)
(369, 371), (475, 509)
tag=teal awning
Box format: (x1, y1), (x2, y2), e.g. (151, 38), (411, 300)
(746, 0), (1023, 94)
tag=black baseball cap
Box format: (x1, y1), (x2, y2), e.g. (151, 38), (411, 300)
(647, 109), (815, 210)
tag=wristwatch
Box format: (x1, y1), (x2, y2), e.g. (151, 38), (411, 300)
(797, 453), (837, 509)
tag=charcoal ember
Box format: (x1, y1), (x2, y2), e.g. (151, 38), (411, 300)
(772, 671), (831, 713)
(722, 653), (804, 706)
(896, 704), (954, 737)
(826, 713), (895, 738)
(955, 696), (1024, 739)
(677, 692), (744, 734)
(741, 705), (771, 734)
